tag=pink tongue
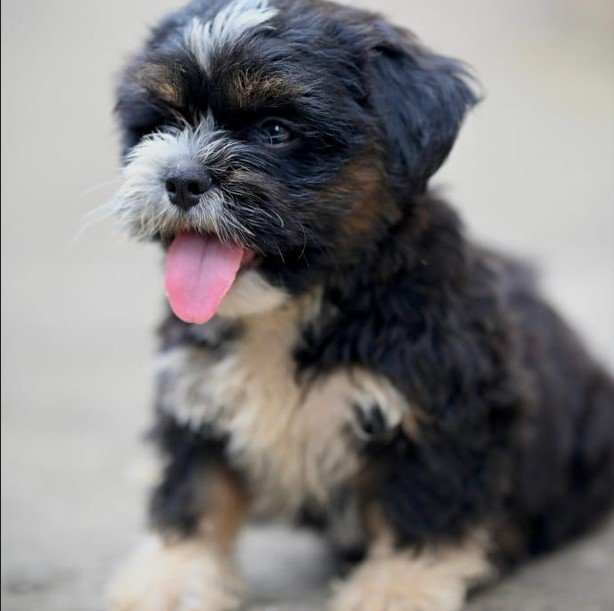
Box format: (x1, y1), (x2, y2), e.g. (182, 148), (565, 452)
(164, 232), (245, 324)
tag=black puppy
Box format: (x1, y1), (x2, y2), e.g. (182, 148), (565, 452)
(108, 0), (614, 609)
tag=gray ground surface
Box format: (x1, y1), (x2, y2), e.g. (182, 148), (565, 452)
(2, 0), (613, 609)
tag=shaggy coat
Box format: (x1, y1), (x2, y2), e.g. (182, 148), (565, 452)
(108, 1), (614, 609)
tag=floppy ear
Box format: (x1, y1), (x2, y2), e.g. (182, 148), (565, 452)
(367, 24), (479, 194)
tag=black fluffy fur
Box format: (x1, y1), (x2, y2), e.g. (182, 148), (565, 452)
(296, 195), (614, 557)
(115, 0), (614, 573)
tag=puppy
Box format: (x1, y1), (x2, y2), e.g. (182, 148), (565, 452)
(107, 0), (614, 609)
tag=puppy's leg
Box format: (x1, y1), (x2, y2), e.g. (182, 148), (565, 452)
(329, 516), (492, 611)
(108, 419), (248, 611)
(345, 368), (417, 443)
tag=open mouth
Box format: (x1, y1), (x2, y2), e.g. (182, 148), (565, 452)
(164, 232), (257, 324)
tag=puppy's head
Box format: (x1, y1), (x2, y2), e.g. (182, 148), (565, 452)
(114, 0), (477, 324)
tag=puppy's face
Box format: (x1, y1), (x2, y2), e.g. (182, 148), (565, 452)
(114, 0), (476, 323)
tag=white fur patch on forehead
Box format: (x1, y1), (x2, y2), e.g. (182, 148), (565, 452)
(185, 0), (278, 73)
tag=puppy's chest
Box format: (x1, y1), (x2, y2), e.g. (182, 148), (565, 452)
(158, 307), (361, 514)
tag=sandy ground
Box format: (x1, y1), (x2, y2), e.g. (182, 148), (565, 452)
(2, 0), (613, 609)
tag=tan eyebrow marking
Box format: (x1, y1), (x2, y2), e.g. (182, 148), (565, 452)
(137, 62), (184, 106)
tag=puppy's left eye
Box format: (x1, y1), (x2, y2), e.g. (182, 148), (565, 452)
(255, 120), (295, 147)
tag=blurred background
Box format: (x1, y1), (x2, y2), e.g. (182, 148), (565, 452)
(1, 0), (613, 609)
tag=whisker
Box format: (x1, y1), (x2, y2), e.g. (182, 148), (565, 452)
(74, 178), (120, 202)
(72, 196), (122, 243)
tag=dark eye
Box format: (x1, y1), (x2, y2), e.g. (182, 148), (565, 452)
(255, 119), (295, 147)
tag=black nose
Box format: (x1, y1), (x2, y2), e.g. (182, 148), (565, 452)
(165, 162), (213, 211)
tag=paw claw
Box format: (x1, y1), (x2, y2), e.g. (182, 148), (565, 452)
(351, 401), (391, 441)
(344, 370), (408, 444)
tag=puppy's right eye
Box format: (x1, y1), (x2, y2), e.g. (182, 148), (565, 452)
(254, 119), (297, 148)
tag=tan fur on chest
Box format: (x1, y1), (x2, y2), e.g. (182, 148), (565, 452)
(157, 301), (362, 514)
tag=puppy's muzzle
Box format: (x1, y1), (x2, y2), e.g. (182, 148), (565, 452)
(165, 161), (213, 211)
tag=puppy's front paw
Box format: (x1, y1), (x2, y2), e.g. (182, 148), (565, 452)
(328, 543), (491, 611)
(108, 536), (243, 611)
(350, 400), (396, 442)
(328, 555), (464, 611)
(346, 370), (409, 443)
